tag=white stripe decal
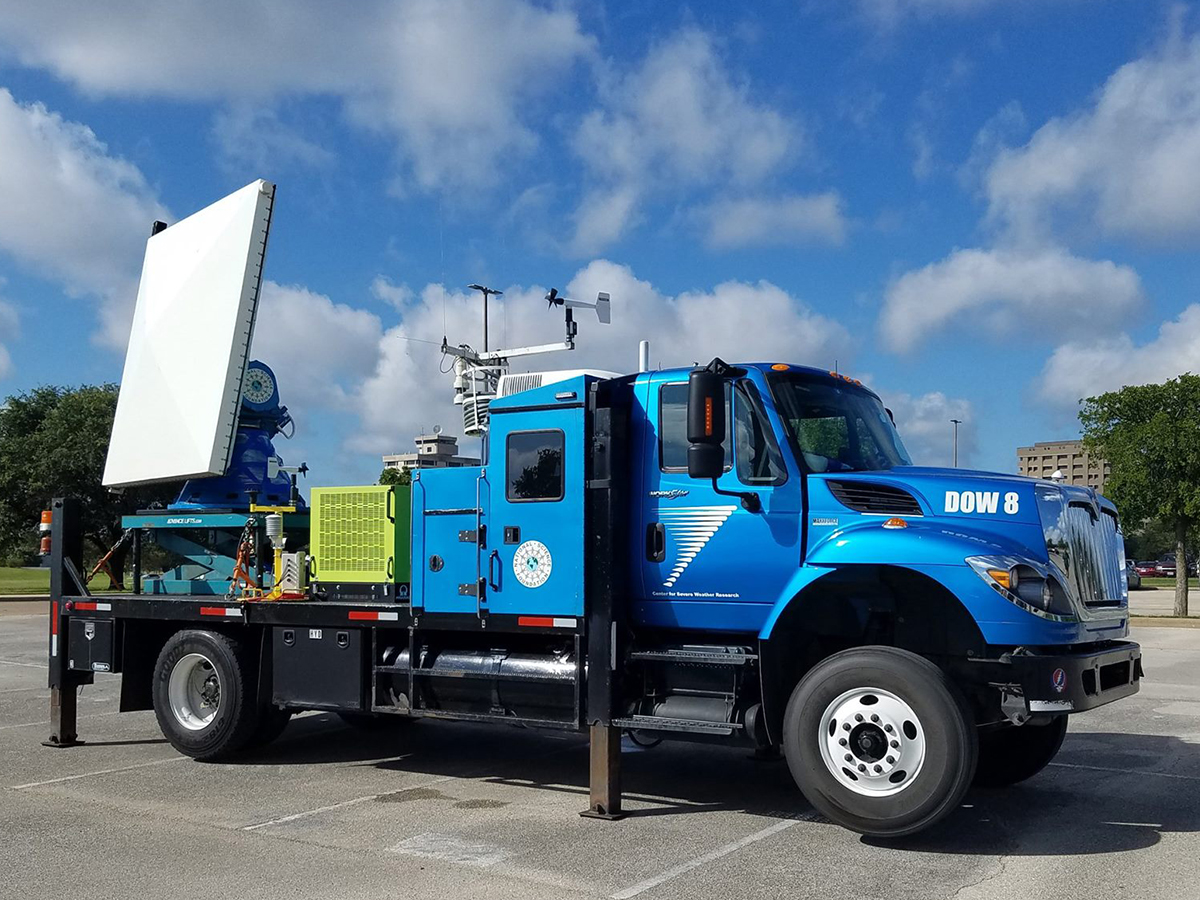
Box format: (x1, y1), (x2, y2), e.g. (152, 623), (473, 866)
(95, 602), (112, 611)
(51, 635), (58, 657)
(377, 612), (400, 621)
(552, 617), (575, 628)
(658, 505), (736, 588)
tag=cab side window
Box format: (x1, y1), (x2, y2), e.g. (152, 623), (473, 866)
(734, 382), (788, 486)
(507, 430), (564, 501)
(659, 382), (730, 472)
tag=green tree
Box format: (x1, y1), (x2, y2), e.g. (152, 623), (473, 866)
(1080, 374), (1200, 616)
(379, 466), (412, 486)
(0, 384), (177, 581)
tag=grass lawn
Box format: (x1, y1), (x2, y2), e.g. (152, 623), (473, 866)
(0, 566), (50, 595)
(1142, 576), (1200, 589)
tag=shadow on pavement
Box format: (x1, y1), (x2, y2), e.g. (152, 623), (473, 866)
(231, 715), (1198, 855)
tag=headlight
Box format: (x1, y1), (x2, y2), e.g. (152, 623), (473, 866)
(967, 555), (1076, 622)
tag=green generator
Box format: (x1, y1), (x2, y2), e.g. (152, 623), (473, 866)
(309, 484), (411, 603)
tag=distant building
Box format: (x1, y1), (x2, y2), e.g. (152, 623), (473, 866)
(383, 433), (480, 473)
(1016, 440), (1109, 493)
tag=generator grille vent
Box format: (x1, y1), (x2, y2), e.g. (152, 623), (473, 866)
(317, 490), (388, 573)
(498, 373), (544, 397)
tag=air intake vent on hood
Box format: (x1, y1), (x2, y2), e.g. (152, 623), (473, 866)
(827, 481), (923, 516)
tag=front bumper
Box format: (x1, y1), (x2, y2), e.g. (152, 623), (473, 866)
(1010, 641), (1142, 714)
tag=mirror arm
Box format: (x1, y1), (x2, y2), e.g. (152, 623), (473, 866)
(711, 479), (761, 513)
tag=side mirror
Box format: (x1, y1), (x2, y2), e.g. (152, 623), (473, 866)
(687, 368), (726, 480)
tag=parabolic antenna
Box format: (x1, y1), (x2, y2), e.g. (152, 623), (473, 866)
(103, 179), (276, 488)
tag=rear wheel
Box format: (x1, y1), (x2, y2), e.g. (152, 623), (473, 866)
(782, 646), (977, 837)
(974, 716), (1067, 787)
(153, 630), (259, 761)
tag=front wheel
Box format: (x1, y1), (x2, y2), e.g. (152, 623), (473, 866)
(974, 716), (1067, 787)
(782, 646), (977, 837)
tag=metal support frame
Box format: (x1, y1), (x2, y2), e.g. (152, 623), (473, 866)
(580, 379), (631, 820)
(44, 497), (87, 748)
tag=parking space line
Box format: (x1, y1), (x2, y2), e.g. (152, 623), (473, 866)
(1051, 761), (1200, 782)
(0, 659), (45, 669)
(611, 819), (799, 899)
(242, 773), (459, 831)
(11, 756), (186, 789)
(0, 711), (122, 731)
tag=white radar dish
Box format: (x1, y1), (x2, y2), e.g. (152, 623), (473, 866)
(103, 179), (275, 488)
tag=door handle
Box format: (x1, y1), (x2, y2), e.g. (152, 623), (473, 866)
(646, 523), (665, 562)
(488, 550), (501, 592)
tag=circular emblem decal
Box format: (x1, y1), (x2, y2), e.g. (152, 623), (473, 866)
(1051, 668), (1067, 694)
(513, 540), (552, 589)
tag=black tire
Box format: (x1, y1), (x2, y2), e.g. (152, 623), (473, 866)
(246, 706), (293, 749)
(337, 711), (412, 731)
(152, 629), (260, 761)
(782, 646), (977, 837)
(974, 716), (1067, 787)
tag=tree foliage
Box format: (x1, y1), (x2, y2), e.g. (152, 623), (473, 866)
(378, 466), (412, 486)
(0, 384), (178, 567)
(1080, 374), (1200, 614)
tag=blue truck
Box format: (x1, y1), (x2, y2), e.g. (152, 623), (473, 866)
(44, 357), (1142, 837)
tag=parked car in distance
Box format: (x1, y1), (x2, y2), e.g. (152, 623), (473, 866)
(1134, 561), (1159, 578)
(1125, 560), (1141, 590)
(1155, 559), (1177, 577)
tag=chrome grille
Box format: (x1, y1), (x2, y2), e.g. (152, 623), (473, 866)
(1037, 486), (1126, 607)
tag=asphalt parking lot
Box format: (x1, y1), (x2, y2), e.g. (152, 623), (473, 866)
(2, 606), (1198, 900)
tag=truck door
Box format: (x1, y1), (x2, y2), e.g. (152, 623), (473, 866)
(637, 374), (801, 631)
(483, 404), (586, 619)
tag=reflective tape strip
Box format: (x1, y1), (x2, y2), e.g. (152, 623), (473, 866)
(51, 635), (58, 657)
(51, 601), (58, 635)
(348, 611), (400, 622)
(199, 607), (243, 617)
(517, 616), (576, 628)
(73, 601), (112, 612)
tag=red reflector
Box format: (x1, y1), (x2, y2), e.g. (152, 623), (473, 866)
(518, 616), (555, 627)
(74, 601), (98, 611)
(199, 606), (237, 616)
(51, 601), (58, 635)
(348, 611), (375, 621)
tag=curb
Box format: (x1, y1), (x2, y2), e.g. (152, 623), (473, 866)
(1130, 616), (1200, 628)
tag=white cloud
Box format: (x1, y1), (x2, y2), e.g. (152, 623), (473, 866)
(369, 275), (414, 312)
(880, 390), (975, 467)
(700, 193), (847, 249)
(0, 87), (170, 348)
(212, 105), (334, 172)
(0, 0), (592, 190)
(1038, 304), (1200, 408)
(351, 260), (854, 453)
(0, 297), (16, 380)
(251, 281), (383, 411)
(985, 24), (1200, 243)
(570, 29), (800, 252)
(880, 246), (1143, 353)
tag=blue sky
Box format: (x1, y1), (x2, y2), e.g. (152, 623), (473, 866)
(1, 0), (1198, 487)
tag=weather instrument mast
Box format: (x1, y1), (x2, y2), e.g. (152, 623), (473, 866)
(441, 285), (611, 440)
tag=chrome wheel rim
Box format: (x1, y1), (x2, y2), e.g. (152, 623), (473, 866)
(168, 652), (221, 731)
(817, 686), (925, 797)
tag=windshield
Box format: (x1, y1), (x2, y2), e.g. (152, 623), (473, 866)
(767, 373), (913, 473)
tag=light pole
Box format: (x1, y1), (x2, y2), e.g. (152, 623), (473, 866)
(950, 418), (962, 468)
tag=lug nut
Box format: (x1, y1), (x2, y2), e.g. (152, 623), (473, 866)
(884, 724), (894, 733)
(854, 713), (864, 722)
(844, 754), (853, 762)
(873, 765), (882, 773)
(857, 764), (867, 772)
(838, 738), (848, 747)
(886, 756), (895, 765)
(890, 740), (899, 749)
(870, 714), (879, 723)
(843, 722), (851, 731)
